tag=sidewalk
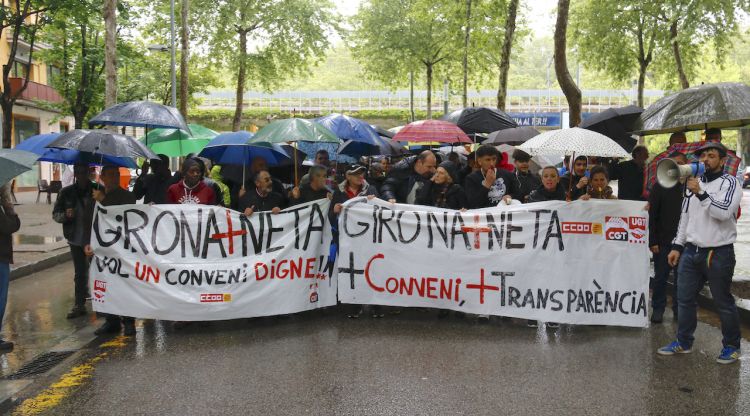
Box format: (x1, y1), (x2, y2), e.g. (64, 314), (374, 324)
(10, 191), (71, 279)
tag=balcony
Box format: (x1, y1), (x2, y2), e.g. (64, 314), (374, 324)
(7, 77), (63, 104)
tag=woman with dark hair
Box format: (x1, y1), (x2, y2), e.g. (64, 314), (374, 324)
(583, 165), (617, 200)
(528, 166), (567, 203)
(416, 161), (467, 210)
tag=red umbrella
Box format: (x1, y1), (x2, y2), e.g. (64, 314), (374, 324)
(393, 120), (472, 144)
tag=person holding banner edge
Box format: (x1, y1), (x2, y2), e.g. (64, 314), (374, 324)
(657, 142), (743, 364)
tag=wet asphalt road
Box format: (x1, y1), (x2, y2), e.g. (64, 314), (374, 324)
(12, 306), (750, 416)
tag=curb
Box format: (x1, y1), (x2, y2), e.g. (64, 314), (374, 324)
(668, 281), (750, 325)
(9, 251), (71, 281)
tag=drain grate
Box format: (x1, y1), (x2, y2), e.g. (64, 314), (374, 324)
(5, 351), (76, 379)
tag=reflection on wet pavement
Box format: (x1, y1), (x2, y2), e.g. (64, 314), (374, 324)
(12, 235), (65, 246)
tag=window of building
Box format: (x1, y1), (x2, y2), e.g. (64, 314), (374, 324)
(11, 61), (29, 79)
(13, 117), (40, 187)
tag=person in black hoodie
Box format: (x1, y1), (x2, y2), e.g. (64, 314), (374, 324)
(511, 149), (541, 203)
(416, 161), (467, 210)
(648, 152), (687, 323)
(380, 151), (436, 204)
(464, 145), (517, 208)
(559, 155), (589, 201)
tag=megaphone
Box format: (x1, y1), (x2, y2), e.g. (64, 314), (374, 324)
(656, 159), (705, 188)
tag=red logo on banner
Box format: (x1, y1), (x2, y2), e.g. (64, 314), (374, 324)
(628, 216), (647, 244)
(93, 280), (107, 303)
(604, 216), (629, 242)
(562, 222), (593, 234)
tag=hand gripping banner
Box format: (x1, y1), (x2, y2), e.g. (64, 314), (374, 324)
(89, 200), (335, 321)
(337, 198), (650, 327)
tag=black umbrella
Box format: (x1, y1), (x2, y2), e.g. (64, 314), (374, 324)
(89, 101), (191, 135)
(441, 107), (518, 135)
(483, 126), (540, 146)
(633, 82), (750, 135)
(46, 129), (158, 161)
(370, 125), (395, 139)
(580, 105), (642, 152)
(339, 136), (408, 157)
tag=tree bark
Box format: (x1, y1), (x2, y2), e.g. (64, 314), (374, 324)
(462, 0), (471, 108)
(232, 30), (248, 131)
(669, 20), (689, 89)
(179, 0), (189, 118)
(103, 0), (117, 108)
(497, 0), (518, 111)
(553, 0), (581, 127)
(425, 62), (433, 119)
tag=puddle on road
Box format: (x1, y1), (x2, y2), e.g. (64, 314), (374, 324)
(12, 235), (65, 245)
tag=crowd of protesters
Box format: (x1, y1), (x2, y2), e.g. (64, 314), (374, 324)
(0, 127), (741, 364)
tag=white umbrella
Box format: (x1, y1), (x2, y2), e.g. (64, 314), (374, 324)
(518, 127), (630, 158)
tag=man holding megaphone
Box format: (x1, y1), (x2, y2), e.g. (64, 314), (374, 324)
(657, 142), (744, 365)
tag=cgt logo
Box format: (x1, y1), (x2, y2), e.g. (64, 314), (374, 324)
(604, 216), (629, 242)
(200, 293), (232, 303)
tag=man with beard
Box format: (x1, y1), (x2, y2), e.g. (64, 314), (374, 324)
(658, 142), (743, 364)
(381, 150), (437, 204)
(238, 170), (286, 215)
(53, 163), (97, 319)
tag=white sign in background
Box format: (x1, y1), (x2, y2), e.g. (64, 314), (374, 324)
(337, 198), (650, 327)
(89, 200), (336, 321)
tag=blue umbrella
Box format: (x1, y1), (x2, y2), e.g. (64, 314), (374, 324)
(314, 113), (380, 146)
(296, 141), (357, 164)
(15, 132), (137, 168)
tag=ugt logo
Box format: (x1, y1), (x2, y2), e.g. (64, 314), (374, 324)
(93, 280), (107, 303)
(604, 216), (628, 242)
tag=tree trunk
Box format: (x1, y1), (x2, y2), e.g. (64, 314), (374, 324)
(103, 0), (117, 108)
(553, 0), (581, 127)
(179, 0), (189, 118)
(425, 62), (433, 119)
(462, 0), (471, 108)
(497, 0), (518, 111)
(232, 30), (248, 131)
(1, 101), (12, 149)
(669, 21), (689, 89)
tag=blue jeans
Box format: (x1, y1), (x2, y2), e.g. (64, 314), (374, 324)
(0, 262), (9, 334)
(676, 244), (741, 349)
(652, 244), (679, 312)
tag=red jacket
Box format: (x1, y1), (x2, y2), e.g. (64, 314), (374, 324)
(167, 180), (216, 205)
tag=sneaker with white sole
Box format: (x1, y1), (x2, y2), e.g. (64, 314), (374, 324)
(716, 346), (740, 364)
(657, 340), (692, 355)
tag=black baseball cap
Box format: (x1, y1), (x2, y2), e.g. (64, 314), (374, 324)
(694, 141), (728, 158)
(346, 165), (366, 175)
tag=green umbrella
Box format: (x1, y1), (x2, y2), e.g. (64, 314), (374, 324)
(141, 123), (218, 157)
(0, 149), (38, 187)
(248, 118), (340, 185)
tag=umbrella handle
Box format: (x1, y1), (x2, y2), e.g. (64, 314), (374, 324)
(566, 151), (575, 202)
(293, 147), (299, 187)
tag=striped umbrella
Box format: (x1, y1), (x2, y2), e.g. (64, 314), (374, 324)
(393, 120), (472, 144)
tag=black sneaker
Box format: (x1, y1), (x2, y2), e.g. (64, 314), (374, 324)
(123, 321), (136, 336)
(527, 320), (538, 328)
(651, 309), (664, 324)
(94, 321), (121, 335)
(347, 309), (362, 319)
(546, 322), (560, 329)
(66, 306), (87, 319)
(0, 340), (13, 352)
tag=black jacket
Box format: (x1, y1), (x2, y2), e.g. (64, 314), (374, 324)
(380, 156), (430, 203)
(464, 168), (518, 208)
(648, 182), (684, 247)
(53, 182), (97, 245)
(290, 184), (330, 206)
(132, 172), (177, 204)
(0, 205), (20, 264)
(512, 169), (541, 202)
(238, 190), (287, 213)
(416, 181), (467, 210)
(528, 183), (567, 202)
(611, 160), (645, 201)
(330, 180), (379, 229)
(559, 173), (587, 201)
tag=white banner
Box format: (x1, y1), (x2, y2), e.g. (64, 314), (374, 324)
(89, 200), (336, 321)
(337, 198), (650, 327)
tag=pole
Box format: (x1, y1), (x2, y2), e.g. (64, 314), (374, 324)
(409, 72), (415, 122)
(170, 0), (177, 108)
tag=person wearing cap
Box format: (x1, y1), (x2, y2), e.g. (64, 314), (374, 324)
(238, 170), (287, 216)
(511, 149), (540, 203)
(332, 165), (379, 318)
(416, 161), (467, 210)
(658, 141), (743, 364)
(132, 154), (177, 204)
(167, 158), (218, 205)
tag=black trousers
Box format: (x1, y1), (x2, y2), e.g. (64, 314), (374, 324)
(69, 244), (90, 308)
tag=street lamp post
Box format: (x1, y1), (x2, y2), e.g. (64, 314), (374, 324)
(170, 0), (177, 108)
